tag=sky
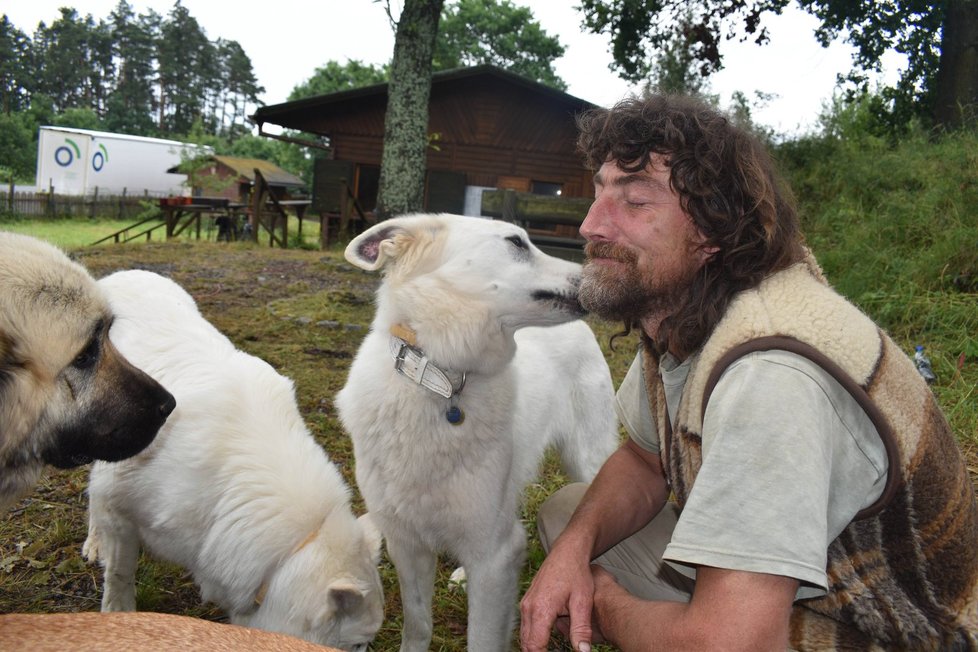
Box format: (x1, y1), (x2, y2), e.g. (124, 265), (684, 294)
(3, 0), (904, 137)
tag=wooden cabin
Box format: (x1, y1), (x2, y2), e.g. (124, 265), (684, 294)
(250, 65), (598, 222)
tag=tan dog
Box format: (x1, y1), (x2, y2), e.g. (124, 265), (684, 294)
(0, 232), (175, 511)
(0, 612), (341, 651)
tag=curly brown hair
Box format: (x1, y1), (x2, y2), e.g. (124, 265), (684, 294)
(576, 93), (808, 358)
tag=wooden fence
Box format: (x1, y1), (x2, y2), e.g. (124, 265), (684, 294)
(0, 186), (168, 220)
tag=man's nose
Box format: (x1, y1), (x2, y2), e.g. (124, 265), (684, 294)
(580, 195), (609, 242)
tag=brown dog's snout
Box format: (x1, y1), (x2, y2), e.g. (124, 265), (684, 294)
(159, 392), (177, 421)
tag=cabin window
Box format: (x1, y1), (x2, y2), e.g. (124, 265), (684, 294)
(531, 180), (562, 197)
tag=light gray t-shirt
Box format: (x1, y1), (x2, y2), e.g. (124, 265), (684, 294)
(614, 348), (889, 599)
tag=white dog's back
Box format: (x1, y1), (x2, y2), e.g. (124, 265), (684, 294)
(85, 270), (383, 650)
(510, 322), (618, 485)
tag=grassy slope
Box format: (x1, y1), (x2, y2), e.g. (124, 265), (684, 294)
(779, 127), (978, 451)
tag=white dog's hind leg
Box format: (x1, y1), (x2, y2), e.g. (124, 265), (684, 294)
(386, 535), (437, 652)
(461, 525), (525, 652)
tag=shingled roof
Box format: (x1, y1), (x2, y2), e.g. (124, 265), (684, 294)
(211, 156), (305, 188)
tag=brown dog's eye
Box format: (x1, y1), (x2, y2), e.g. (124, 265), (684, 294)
(72, 338), (100, 370)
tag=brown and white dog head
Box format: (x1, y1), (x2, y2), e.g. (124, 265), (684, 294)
(0, 232), (175, 511)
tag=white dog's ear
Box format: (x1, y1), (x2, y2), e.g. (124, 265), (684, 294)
(326, 579), (367, 616)
(345, 215), (445, 272)
(358, 512), (384, 565)
(344, 221), (410, 271)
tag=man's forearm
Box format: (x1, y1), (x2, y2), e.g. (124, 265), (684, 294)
(559, 440), (669, 560)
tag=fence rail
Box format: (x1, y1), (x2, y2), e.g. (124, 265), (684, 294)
(0, 188), (168, 220)
(481, 188), (591, 254)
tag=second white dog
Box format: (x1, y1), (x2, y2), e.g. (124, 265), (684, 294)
(83, 270), (384, 652)
(336, 213), (620, 651)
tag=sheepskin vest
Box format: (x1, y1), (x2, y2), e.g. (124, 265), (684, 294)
(644, 254), (978, 650)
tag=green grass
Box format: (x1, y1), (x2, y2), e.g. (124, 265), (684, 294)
(778, 125), (978, 449)
(0, 214), (324, 250)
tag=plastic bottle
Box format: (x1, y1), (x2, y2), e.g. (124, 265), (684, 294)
(914, 345), (937, 384)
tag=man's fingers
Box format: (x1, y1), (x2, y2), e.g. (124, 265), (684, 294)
(519, 599), (559, 652)
(567, 592), (594, 652)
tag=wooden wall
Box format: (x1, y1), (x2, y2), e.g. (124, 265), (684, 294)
(272, 73), (593, 201)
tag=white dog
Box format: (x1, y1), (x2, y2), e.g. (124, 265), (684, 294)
(83, 270), (384, 652)
(336, 213), (619, 651)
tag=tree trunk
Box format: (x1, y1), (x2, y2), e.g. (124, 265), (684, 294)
(376, 0), (445, 220)
(934, 0), (978, 129)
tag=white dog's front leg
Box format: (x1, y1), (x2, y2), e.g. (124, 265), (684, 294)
(386, 534), (437, 652)
(91, 515), (140, 612)
(463, 525), (526, 651)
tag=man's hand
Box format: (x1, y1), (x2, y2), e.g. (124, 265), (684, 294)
(519, 541), (596, 652)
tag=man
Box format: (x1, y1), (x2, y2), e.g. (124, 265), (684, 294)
(519, 94), (978, 651)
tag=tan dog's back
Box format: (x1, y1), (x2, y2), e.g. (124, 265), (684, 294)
(0, 612), (341, 652)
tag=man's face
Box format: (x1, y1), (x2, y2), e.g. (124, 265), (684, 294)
(578, 157), (714, 324)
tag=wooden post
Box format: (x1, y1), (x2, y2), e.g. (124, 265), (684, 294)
(7, 178), (13, 213)
(90, 186), (99, 219)
(502, 188), (517, 222)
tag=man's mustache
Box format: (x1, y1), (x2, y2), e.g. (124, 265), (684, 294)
(584, 241), (637, 265)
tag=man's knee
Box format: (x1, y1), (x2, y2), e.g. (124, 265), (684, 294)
(536, 482), (589, 552)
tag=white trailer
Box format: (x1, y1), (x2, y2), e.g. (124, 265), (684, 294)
(35, 126), (207, 197)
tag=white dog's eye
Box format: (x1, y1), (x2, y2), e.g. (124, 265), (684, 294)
(505, 235), (528, 250)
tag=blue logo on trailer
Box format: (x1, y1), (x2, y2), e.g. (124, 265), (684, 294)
(53, 138), (109, 172)
(92, 143), (108, 172)
(54, 138), (81, 167)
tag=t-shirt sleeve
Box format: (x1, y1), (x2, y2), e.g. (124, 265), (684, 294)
(662, 351), (888, 599)
(615, 351), (659, 454)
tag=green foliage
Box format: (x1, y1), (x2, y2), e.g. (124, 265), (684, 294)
(775, 115), (978, 445)
(0, 110), (36, 181)
(157, 3), (213, 135)
(30, 8), (111, 114)
(288, 60), (389, 101)
(434, 0), (567, 89)
(50, 106), (103, 131)
(4, 2), (263, 141)
(0, 15), (33, 114)
(796, 0), (945, 128)
(778, 121), (978, 300)
(578, 0), (967, 131)
(103, 2), (160, 136)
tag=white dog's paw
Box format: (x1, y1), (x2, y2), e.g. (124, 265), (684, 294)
(448, 566), (467, 592)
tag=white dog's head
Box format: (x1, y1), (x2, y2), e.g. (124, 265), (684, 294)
(240, 513), (384, 651)
(345, 213), (585, 370)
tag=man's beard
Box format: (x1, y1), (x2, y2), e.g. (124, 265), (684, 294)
(578, 241), (696, 323)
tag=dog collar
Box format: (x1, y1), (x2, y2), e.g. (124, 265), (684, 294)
(389, 324), (465, 400)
